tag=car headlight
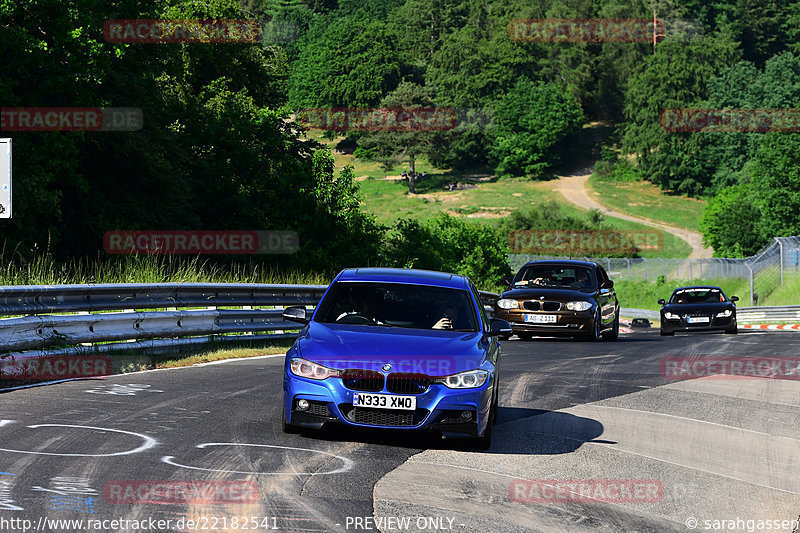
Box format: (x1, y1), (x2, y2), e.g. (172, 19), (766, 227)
(716, 309), (733, 318)
(435, 369), (489, 389)
(496, 298), (519, 309)
(664, 312), (680, 320)
(290, 358), (340, 380)
(565, 301), (592, 311)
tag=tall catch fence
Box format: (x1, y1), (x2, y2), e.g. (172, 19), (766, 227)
(509, 236), (800, 307)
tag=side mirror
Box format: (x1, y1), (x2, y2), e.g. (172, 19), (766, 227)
(730, 296), (739, 302)
(487, 318), (512, 337)
(657, 299), (666, 305)
(283, 305), (309, 324)
(600, 280), (614, 289)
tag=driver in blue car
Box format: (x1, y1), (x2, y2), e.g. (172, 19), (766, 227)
(336, 287), (385, 324)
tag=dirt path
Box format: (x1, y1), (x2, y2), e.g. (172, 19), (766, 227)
(554, 171), (713, 259)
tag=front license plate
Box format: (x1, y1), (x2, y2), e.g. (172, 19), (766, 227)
(524, 314), (557, 323)
(687, 316), (710, 323)
(353, 393), (416, 410)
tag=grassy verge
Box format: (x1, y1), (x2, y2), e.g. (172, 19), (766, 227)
(0, 252), (332, 286)
(615, 278), (751, 311)
(588, 174), (706, 233)
(615, 272), (800, 310)
(1, 339), (294, 390)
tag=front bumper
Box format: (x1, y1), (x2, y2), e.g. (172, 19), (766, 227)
(283, 373), (493, 437)
(494, 309), (594, 336)
(661, 315), (736, 333)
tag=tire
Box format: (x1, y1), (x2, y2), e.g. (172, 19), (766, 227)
(584, 311), (601, 341)
(602, 313), (619, 341)
(725, 326), (738, 334)
(517, 332), (533, 341)
(660, 328), (674, 336)
(499, 334), (511, 342)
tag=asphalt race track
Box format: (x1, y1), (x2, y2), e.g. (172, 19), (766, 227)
(0, 329), (798, 533)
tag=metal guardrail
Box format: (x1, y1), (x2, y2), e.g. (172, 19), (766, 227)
(621, 305), (800, 324)
(0, 284), (501, 362)
(736, 305), (800, 324)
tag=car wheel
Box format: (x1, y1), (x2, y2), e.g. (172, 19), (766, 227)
(584, 311), (601, 341)
(602, 313), (619, 341)
(660, 328), (674, 336)
(725, 326), (738, 334)
(499, 334), (511, 342)
(517, 332), (533, 341)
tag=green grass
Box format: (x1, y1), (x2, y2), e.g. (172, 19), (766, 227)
(359, 174), (691, 258)
(0, 251), (332, 286)
(588, 174), (707, 233)
(615, 272), (800, 310)
(303, 126), (695, 258)
(615, 278), (752, 311)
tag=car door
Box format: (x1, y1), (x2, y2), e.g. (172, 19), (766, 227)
(595, 265), (618, 329)
(468, 281), (499, 364)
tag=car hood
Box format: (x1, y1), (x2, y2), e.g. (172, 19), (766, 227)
(295, 321), (487, 376)
(501, 287), (597, 301)
(662, 302), (735, 313)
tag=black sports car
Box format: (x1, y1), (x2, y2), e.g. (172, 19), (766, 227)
(493, 260), (619, 341)
(658, 286), (738, 336)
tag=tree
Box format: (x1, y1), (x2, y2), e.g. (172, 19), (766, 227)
(287, 16), (401, 108)
(355, 82), (439, 194)
(699, 183), (763, 257)
(621, 34), (739, 195)
(489, 79), (583, 177)
(750, 133), (800, 240)
(382, 212), (511, 289)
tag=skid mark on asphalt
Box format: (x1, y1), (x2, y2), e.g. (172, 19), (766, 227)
(0, 422), (158, 457)
(162, 442), (354, 476)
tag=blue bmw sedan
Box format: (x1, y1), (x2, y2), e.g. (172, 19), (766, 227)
(281, 267), (511, 448)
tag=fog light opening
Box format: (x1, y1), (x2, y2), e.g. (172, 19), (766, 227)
(460, 410), (473, 421)
(296, 399), (310, 411)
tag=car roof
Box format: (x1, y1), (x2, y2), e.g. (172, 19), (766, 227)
(520, 259), (597, 268)
(335, 267), (468, 290)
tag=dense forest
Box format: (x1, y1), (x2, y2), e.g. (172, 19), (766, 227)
(2, 0), (800, 286)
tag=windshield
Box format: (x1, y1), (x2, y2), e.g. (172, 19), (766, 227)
(513, 265), (595, 289)
(670, 288), (727, 304)
(315, 282), (478, 331)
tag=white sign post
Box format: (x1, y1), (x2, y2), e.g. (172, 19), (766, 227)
(0, 139), (10, 218)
